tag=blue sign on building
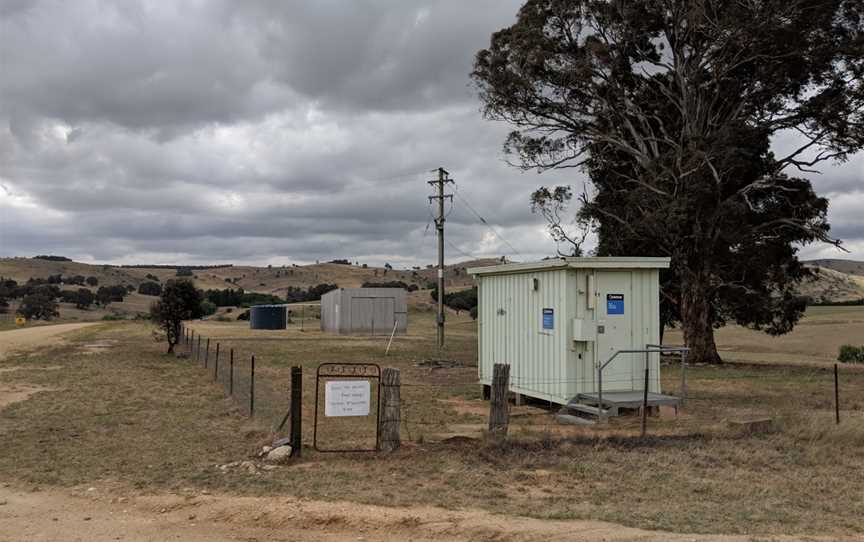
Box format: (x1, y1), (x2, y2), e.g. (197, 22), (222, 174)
(542, 308), (554, 330)
(607, 294), (625, 315)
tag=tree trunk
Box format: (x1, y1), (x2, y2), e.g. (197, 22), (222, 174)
(680, 274), (722, 364)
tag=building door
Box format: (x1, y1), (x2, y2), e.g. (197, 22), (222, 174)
(596, 271), (634, 391)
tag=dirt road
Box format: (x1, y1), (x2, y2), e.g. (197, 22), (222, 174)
(0, 323), (97, 361)
(1, 485), (851, 542)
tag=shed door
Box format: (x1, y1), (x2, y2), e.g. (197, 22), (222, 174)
(350, 297), (394, 334)
(597, 272), (634, 390)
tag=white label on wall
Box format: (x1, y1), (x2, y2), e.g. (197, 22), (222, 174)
(325, 380), (370, 417)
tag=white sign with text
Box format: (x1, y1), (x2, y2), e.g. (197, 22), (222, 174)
(324, 380), (371, 417)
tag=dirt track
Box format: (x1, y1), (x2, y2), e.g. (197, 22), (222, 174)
(0, 323), (97, 361)
(1, 485), (851, 542)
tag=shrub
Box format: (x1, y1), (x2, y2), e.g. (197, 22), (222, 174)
(75, 288), (95, 310)
(138, 281), (162, 296)
(838, 345), (864, 364)
(85, 276), (99, 286)
(200, 300), (218, 316)
(176, 268), (193, 277)
(18, 293), (59, 320)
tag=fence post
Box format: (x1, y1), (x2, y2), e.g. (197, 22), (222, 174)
(229, 348), (234, 396)
(290, 366), (302, 457)
(641, 351), (650, 438)
(379, 368), (401, 452)
(204, 338), (210, 368)
(249, 355), (255, 417)
(196, 336), (201, 361)
(680, 349), (688, 406)
(834, 363), (840, 425)
(188, 329), (193, 353)
(488, 363), (510, 437)
(214, 343), (220, 382)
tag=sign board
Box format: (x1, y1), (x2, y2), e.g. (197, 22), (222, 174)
(606, 294), (625, 315)
(324, 380), (370, 417)
(542, 308), (554, 330)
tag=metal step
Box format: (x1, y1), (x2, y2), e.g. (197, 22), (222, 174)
(555, 413), (596, 426)
(565, 403), (609, 417)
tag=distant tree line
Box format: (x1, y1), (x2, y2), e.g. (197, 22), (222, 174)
(284, 284), (338, 303)
(430, 286), (478, 319)
(119, 264), (234, 269)
(32, 255), (72, 261)
(203, 288), (283, 307)
(361, 281), (419, 292)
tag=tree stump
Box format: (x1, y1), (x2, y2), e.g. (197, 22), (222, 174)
(488, 364), (510, 437)
(379, 368), (401, 452)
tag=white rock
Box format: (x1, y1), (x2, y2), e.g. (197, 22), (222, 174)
(265, 445), (293, 464)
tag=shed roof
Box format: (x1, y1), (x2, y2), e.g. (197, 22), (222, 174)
(468, 257), (670, 276)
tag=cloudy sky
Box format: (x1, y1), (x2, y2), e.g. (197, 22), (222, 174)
(1, 1), (861, 267)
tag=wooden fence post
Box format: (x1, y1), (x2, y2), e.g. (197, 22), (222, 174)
(488, 364), (510, 437)
(290, 366), (302, 457)
(214, 343), (220, 382)
(379, 368), (401, 452)
(229, 348), (234, 396)
(835, 363), (840, 425)
(196, 335), (201, 361)
(204, 338), (210, 368)
(249, 355), (255, 417)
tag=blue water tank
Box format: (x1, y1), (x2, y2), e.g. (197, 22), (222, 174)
(249, 304), (287, 330)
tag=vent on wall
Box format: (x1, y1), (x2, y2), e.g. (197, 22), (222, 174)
(532, 278), (539, 291)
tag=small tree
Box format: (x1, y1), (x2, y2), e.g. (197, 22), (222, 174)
(150, 279), (204, 354)
(19, 293), (59, 320)
(75, 288), (95, 310)
(138, 281), (162, 296)
(85, 276), (98, 286)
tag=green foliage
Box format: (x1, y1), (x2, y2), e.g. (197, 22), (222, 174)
(75, 288), (95, 310)
(204, 288), (282, 307)
(430, 286), (478, 314)
(150, 279), (204, 354)
(32, 255), (71, 261)
(284, 283), (338, 303)
(138, 281), (162, 296)
(838, 345), (864, 364)
(361, 281), (419, 292)
(473, 0), (864, 363)
(175, 268), (193, 277)
(18, 293), (59, 320)
(85, 276), (98, 286)
(200, 300), (217, 316)
(96, 285), (126, 306)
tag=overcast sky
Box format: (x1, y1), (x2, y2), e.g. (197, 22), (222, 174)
(1, 1), (861, 267)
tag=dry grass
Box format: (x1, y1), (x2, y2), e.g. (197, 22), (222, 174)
(1, 312), (863, 537)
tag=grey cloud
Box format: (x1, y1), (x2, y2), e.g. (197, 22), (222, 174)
(1, 0), (861, 267)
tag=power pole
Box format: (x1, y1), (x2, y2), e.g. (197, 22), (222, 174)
(428, 167), (453, 349)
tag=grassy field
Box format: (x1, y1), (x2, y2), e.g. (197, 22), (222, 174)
(0, 309), (863, 537)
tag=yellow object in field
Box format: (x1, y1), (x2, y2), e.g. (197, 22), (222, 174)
(15, 316), (26, 326)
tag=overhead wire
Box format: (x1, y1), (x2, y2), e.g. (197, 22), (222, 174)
(452, 182), (523, 258)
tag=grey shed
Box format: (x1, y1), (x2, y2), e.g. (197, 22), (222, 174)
(320, 288), (407, 335)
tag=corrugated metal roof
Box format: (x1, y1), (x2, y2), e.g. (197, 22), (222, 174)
(468, 257), (670, 276)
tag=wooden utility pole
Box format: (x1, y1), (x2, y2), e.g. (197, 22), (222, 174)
(428, 167), (453, 349)
(379, 368), (401, 452)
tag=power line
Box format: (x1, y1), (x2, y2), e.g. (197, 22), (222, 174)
(452, 184), (523, 258)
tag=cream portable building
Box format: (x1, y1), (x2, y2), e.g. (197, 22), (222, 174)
(469, 257), (671, 406)
(320, 288), (407, 335)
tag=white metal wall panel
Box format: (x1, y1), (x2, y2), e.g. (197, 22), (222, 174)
(476, 263), (664, 403)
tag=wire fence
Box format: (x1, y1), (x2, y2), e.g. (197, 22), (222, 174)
(178, 322), (862, 447)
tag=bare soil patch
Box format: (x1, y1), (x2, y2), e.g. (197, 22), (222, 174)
(0, 323), (98, 361)
(0, 485), (849, 542)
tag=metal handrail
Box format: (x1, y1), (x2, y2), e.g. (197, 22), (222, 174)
(596, 345), (690, 420)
